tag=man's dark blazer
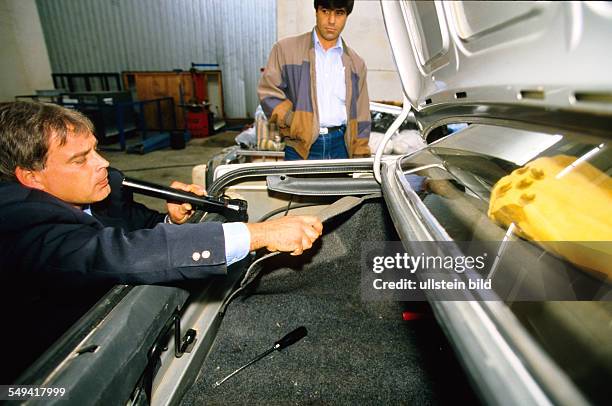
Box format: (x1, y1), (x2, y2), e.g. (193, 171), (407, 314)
(0, 168), (228, 288)
(0, 168), (231, 382)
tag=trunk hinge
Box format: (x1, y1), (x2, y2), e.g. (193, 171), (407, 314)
(129, 308), (197, 404)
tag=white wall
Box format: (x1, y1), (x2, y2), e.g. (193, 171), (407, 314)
(0, 0), (53, 102)
(277, 0), (403, 102)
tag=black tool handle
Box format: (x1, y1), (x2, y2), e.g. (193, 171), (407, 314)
(213, 326), (308, 388)
(123, 176), (227, 208)
(122, 177), (249, 222)
(274, 326), (307, 350)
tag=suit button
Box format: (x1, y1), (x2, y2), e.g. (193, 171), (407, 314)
(201, 250), (211, 259)
(192, 252), (201, 261)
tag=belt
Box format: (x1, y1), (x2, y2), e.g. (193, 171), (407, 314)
(319, 125), (345, 135)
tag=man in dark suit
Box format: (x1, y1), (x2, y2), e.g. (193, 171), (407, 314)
(0, 101), (322, 286)
(0, 101), (323, 382)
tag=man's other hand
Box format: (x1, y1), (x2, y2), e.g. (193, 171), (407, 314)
(246, 216), (323, 255)
(166, 181), (206, 224)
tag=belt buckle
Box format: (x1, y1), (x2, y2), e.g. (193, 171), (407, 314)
(319, 127), (329, 135)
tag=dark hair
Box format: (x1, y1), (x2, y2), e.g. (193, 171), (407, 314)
(314, 0), (354, 15)
(0, 101), (94, 181)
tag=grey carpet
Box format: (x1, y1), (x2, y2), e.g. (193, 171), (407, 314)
(180, 201), (480, 405)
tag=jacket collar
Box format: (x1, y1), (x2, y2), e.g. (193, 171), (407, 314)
(0, 181), (97, 218)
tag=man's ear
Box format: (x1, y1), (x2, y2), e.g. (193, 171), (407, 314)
(14, 167), (45, 191)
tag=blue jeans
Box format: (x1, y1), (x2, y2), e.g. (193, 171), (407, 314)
(284, 126), (348, 160)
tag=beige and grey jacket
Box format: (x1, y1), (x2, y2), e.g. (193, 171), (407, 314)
(257, 30), (371, 159)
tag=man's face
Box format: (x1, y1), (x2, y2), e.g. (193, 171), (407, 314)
(33, 130), (110, 207)
(315, 6), (348, 45)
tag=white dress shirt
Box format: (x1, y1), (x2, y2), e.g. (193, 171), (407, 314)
(313, 30), (347, 128)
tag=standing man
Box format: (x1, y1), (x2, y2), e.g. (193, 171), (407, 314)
(258, 0), (371, 160)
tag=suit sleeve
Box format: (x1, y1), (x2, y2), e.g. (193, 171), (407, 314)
(257, 43), (294, 130)
(18, 213), (229, 287)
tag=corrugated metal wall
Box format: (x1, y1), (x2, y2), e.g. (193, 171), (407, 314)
(35, 0), (276, 118)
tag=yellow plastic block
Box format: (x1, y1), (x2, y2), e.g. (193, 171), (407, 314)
(488, 155), (612, 280)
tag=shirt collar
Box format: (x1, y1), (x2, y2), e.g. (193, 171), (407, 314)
(83, 205), (92, 216)
(313, 29), (343, 53)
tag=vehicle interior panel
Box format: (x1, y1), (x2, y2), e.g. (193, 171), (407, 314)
(266, 174), (381, 196)
(29, 285), (190, 405)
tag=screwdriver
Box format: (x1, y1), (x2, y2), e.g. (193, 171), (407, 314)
(212, 326), (308, 388)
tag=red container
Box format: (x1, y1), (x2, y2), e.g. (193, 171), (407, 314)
(186, 109), (210, 138)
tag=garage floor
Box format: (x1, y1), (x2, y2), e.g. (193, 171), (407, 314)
(100, 131), (238, 212)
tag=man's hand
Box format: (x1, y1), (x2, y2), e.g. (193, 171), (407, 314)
(166, 181), (206, 224)
(246, 215), (323, 255)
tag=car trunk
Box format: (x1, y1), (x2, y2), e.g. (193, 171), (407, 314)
(179, 200), (480, 404)
(20, 167), (482, 405)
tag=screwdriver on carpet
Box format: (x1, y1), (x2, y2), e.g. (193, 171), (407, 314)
(212, 326), (308, 388)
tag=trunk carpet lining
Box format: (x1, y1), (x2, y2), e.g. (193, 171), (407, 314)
(180, 201), (480, 405)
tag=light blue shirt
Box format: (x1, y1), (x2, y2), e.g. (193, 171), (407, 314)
(313, 30), (347, 128)
(221, 222), (251, 265)
(83, 208), (251, 266)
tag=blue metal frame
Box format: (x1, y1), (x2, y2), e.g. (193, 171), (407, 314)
(60, 97), (176, 151)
